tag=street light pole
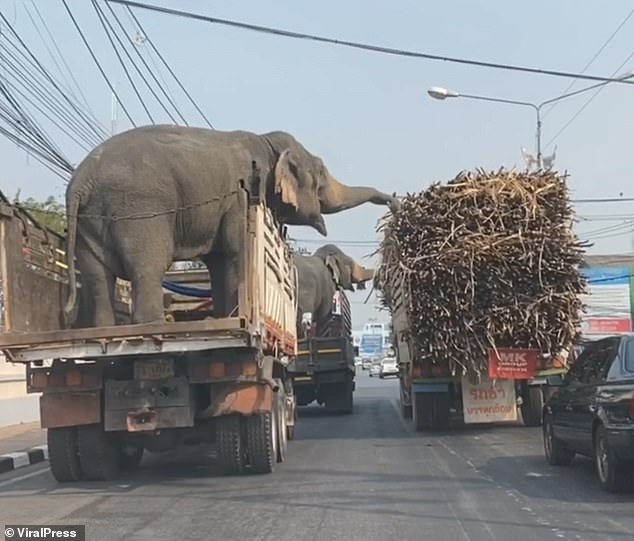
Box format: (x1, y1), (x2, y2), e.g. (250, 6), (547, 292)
(428, 71), (633, 170)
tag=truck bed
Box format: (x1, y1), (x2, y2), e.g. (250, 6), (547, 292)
(0, 317), (253, 362)
(0, 186), (297, 363)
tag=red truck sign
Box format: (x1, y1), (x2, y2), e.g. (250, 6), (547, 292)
(488, 349), (539, 379)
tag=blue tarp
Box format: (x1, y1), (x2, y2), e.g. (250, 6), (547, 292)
(162, 280), (212, 298)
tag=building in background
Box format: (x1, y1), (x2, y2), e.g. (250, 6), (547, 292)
(580, 255), (634, 340)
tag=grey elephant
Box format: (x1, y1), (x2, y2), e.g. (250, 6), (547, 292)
(64, 125), (399, 327)
(294, 244), (374, 338)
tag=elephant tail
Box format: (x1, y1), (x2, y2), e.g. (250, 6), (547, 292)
(63, 192), (80, 317)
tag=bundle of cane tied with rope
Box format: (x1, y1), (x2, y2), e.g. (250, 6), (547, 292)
(376, 168), (588, 376)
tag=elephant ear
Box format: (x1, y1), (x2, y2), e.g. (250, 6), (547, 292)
(326, 254), (353, 291)
(274, 149), (299, 210)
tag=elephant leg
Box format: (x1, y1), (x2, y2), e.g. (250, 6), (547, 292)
(76, 240), (116, 328)
(204, 208), (242, 319)
(204, 253), (239, 319)
(114, 220), (173, 325)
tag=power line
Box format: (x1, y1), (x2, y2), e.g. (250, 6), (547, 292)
(107, 0), (634, 87)
(25, 0), (93, 115)
(91, 0), (154, 123)
(544, 48), (634, 150)
(0, 10), (106, 144)
(124, 5), (214, 128)
(105, 2), (186, 124)
(61, 0), (136, 127)
(542, 6), (634, 119)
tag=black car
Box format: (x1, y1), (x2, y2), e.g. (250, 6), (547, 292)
(542, 335), (634, 492)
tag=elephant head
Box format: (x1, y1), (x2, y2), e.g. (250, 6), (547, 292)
(313, 244), (375, 291)
(264, 131), (400, 236)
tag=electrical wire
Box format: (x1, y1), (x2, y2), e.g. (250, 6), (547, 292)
(91, 0), (154, 123)
(545, 47), (634, 150)
(542, 6), (634, 119)
(0, 10), (107, 144)
(61, 0), (136, 127)
(124, 5), (214, 128)
(105, 2), (186, 124)
(26, 0), (105, 131)
(107, 0), (634, 87)
(0, 37), (102, 147)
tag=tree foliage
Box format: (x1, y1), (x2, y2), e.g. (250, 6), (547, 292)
(19, 195), (66, 235)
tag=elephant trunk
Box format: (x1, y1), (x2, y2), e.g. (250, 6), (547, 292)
(320, 174), (399, 214)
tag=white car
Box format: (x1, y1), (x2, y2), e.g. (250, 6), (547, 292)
(379, 357), (399, 378)
(369, 361), (382, 377)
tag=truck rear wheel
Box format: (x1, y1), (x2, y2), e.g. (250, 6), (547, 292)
(245, 412), (275, 474)
(48, 427), (81, 483)
(413, 392), (450, 431)
(276, 390), (288, 463)
(118, 445), (144, 471)
(325, 381), (354, 414)
(77, 424), (119, 481)
(521, 385), (544, 427)
(217, 414), (245, 475)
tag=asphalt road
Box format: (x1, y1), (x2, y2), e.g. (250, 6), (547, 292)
(1, 371), (633, 541)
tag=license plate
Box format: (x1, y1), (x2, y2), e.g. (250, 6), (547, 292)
(134, 359), (174, 380)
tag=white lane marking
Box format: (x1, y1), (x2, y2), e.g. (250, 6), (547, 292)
(0, 466), (49, 488)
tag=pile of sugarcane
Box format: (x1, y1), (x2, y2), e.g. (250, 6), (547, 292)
(376, 168), (587, 376)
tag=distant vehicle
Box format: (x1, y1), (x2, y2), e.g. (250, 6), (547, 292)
(359, 331), (384, 370)
(380, 357), (399, 379)
(543, 335), (634, 493)
(369, 360), (382, 377)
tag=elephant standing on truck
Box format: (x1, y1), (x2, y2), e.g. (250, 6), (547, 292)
(64, 125), (399, 327)
(293, 244), (374, 337)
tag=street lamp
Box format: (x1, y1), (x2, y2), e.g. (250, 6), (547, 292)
(427, 72), (633, 169)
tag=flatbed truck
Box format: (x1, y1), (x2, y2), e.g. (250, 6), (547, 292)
(288, 290), (355, 413)
(0, 184), (298, 481)
(387, 270), (568, 431)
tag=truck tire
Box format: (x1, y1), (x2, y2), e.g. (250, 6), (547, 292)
(217, 414), (245, 475)
(48, 427), (81, 483)
(77, 424), (119, 481)
(245, 412), (275, 474)
(276, 391), (288, 463)
(286, 397), (297, 441)
(413, 392), (450, 431)
(325, 381), (354, 414)
(118, 445), (144, 471)
(343, 381), (354, 414)
(401, 402), (413, 419)
(521, 385), (544, 427)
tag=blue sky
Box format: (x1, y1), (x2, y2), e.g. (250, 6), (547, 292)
(2, 0), (634, 327)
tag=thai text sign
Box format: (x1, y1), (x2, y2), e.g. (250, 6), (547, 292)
(488, 348), (539, 379)
(462, 375), (517, 424)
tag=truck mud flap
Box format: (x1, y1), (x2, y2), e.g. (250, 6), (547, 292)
(208, 383), (274, 417)
(40, 392), (101, 429)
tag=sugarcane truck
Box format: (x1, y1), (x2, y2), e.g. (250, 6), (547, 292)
(287, 290), (355, 413)
(387, 272), (568, 431)
(0, 183), (298, 481)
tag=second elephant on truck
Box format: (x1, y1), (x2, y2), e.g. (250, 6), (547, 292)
(293, 244), (374, 337)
